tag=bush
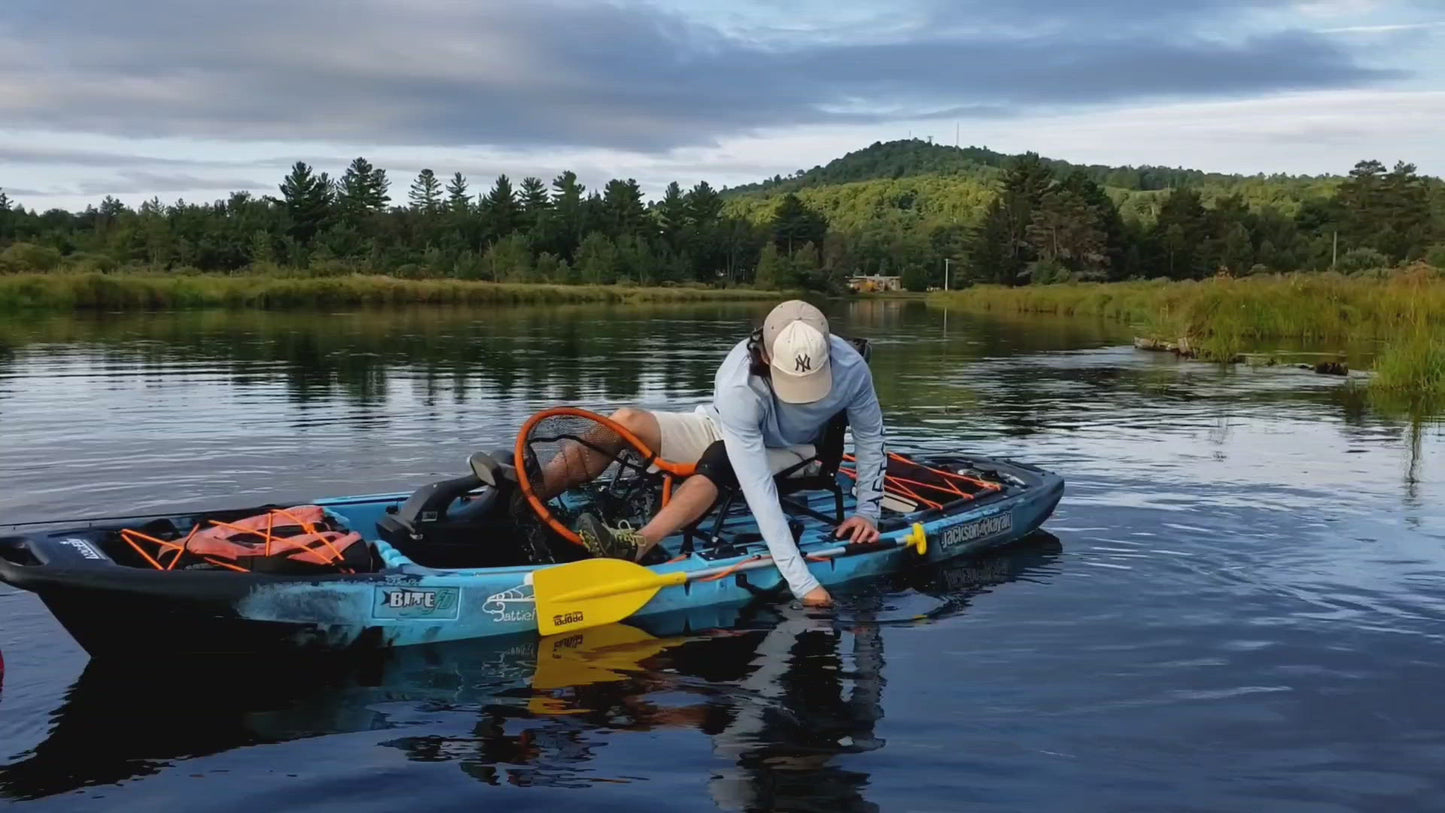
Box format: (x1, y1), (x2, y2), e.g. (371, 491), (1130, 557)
(0, 242), (63, 273)
(1337, 247), (1391, 274)
(63, 252), (120, 274)
(1426, 244), (1445, 271)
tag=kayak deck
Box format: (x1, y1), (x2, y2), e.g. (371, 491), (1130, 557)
(0, 455), (1063, 657)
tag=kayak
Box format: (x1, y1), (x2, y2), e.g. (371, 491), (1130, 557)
(0, 439), (1063, 658)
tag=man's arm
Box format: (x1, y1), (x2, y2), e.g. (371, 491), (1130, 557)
(846, 369), (887, 524)
(714, 398), (822, 600)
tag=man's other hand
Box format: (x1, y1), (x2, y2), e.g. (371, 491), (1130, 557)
(801, 585), (834, 607)
(835, 515), (879, 545)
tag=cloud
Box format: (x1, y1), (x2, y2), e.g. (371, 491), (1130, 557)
(0, 144), (227, 168)
(75, 171), (276, 196)
(0, 0), (1402, 153)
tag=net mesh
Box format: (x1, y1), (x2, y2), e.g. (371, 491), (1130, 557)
(517, 410), (668, 545)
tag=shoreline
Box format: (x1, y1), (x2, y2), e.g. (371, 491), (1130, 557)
(0, 273), (787, 311)
(927, 269), (1444, 404)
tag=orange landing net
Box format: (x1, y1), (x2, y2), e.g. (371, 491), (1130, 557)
(119, 505), (361, 574)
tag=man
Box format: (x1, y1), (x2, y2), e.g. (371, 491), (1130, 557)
(543, 300), (887, 608)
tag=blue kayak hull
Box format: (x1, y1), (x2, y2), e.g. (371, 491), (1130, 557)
(0, 457), (1063, 657)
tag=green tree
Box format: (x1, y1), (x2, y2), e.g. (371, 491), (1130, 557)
(576, 231), (618, 283)
(484, 233), (533, 281)
(601, 179), (647, 239)
(519, 177), (550, 216)
(446, 173), (470, 212)
(771, 193), (827, 255)
(338, 157), (390, 218)
(278, 161), (333, 245)
(655, 182), (689, 250)
(409, 169), (442, 212)
(482, 174), (521, 239)
(1152, 188), (1208, 278)
(755, 243), (786, 289)
(547, 171), (587, 260)
(1025, 186), (1105, 279)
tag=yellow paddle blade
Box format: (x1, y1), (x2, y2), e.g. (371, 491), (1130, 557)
(532, 557), (688, 636)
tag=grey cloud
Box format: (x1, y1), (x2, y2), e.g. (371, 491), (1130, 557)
(76, 172), (275, 196)
(0, 0), (1405, 153)
(0, 145), (235, 168)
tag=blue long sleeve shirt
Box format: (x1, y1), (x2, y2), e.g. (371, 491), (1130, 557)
(704, 335), (887, 598)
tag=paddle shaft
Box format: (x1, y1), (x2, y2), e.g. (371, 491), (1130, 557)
(547, 533), (916, 603)
(679, 531), (922, 583)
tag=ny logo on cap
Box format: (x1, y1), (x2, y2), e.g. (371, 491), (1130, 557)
(794, 353), (812, 372)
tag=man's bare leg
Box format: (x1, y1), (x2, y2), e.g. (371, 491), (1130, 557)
(533, 407), (662, 499)
(631, 474), (719, 560)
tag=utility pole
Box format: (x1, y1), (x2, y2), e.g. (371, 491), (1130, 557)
(1332, 231), (1338, 269)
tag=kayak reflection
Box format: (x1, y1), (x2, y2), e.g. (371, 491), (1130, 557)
(0, 533), (1061, 806)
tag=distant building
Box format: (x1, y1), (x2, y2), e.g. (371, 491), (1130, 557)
(848, 274), (902, 292)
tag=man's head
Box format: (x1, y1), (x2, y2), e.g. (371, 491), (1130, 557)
(761, 300), (831, 403)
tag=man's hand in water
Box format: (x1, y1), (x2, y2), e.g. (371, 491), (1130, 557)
(836, 515), (880, 545)
(802, 586), (834, 607)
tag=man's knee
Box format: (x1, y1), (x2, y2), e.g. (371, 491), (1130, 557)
(610, 407), (660, 449)
(693, 440), (738, 490)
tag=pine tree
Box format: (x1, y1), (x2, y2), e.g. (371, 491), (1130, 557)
(279, 161), (333, 244)
(771, 193), (828, 255)
(519, 176), (550, 215)
(601, 179), (647, 238)
(446, 172), (470, 212)
(482, 174), (520, 238)
(656, 182), (688, 248)
(338, 157), (389, 217)
(409, 169), (442, 212)
(685, 181), (723, 226)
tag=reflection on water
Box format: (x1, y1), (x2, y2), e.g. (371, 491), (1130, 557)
(1, 300), (1442, 810)
(0, 540), (1061, 808)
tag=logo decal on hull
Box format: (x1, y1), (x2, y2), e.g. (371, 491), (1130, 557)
(939, 512), (1013, 549)
(372, 587), (461, 620)
(59, 538), (104, 560)
(483, 584), (536, 624)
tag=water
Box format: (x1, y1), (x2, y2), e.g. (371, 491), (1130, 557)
(1, 300), (1442, 811)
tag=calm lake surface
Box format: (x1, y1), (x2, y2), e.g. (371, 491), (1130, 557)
(1, 300), (1442, 811)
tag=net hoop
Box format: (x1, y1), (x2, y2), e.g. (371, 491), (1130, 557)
(513, 407), (694, 548)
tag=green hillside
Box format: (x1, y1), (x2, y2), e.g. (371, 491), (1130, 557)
(724, 138), (1344, 225)
(721, 139), (1440, 289)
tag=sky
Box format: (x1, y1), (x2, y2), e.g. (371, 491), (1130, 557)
(1, 0), (1442, 211)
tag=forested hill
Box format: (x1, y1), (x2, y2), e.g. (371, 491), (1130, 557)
(724, 138), (1339, 196)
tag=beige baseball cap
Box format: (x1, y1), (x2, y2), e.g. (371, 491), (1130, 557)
(762, 300), (831, 403)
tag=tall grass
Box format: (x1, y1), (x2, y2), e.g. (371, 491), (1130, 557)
(931, 268), (1445, 356)
(931, 268), (1445, 399)
(0, 273), (782, 311)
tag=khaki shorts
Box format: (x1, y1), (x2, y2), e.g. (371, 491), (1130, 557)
(652, 408), (816, 476)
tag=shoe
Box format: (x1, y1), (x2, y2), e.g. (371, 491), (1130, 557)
(575, 513), (645, 560)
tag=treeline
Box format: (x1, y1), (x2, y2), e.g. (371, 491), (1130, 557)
(726, 153), (1444, 289)
(959, 155), (1443, 287)
(0, 159), (843, 290)
(3, 142), (1442, 293)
